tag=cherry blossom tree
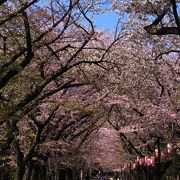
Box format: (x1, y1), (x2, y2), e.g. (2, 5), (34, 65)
(0, 0), (123, 179)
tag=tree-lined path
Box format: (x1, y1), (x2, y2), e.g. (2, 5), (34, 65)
(0, 0), (179, 179)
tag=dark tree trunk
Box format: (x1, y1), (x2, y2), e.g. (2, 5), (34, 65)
(59, 169), (66, 180)
(25, 164), (33, 180)
(39, 165), (47, 180)
(16, 165), (25, 180)
(85, 169), (90, 180)
(157, 137), (161, 180)
(31, 166), (40, 180)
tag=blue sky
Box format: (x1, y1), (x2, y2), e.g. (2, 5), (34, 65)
(93, 11), (118, 30)
(37, 0), (119, 31)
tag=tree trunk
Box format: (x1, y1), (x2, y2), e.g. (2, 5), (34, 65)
(31, 166), (40, 180)
(39, 166), (47, 180)
(80, 169), (83, 180)
(85, 169), (90, 180)
(16, 165), (25, 180)
(25, 164), (33, 180)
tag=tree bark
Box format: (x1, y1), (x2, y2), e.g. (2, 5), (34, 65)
(80, 169), (83, 180)
(25, 164), (33, 180)
(31, 166), (40, 180)
(16, 165), (25, 180)
(85, 169), (90, 180)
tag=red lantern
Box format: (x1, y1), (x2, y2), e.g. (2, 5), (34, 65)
(132, 163), (137, 169)
(139, 158), (144, 165)
(161, 151), (165, 160)
(167, 143), (173, 154)
(124, 163), (128, 169)
(136, 156), (140, 163)
(150, 156), (155, 166)
(155, 148), (158, 158)
(145, 156), (151, 166)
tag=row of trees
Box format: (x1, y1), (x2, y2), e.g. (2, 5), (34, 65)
(0, 0), (120, 179)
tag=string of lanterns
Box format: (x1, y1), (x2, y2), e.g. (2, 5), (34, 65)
(113, 143), (173, 173)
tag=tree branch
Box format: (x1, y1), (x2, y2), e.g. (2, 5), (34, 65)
(155, 50), (180, 60)
(171, 0), (180, 28)
(0, 0), (39, 26)
(119, 132), (143, 157)
(0, 11), (33, 90)
(0, 0), (7, 6)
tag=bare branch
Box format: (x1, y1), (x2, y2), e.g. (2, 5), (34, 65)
(171, 0), (180, 28)
(0, 0), (7, 6)
(0, 11), (33, 90)
(155, 49), (180, 60)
